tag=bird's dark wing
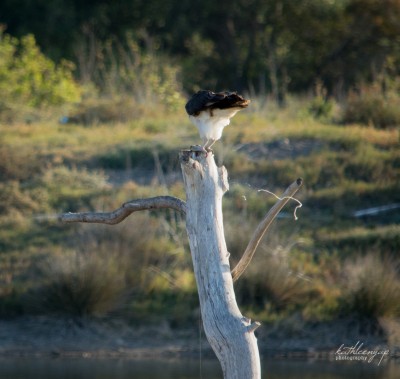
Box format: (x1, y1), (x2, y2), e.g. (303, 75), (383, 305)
(185, 90), (225, 116)
(185, 90), (249, 116)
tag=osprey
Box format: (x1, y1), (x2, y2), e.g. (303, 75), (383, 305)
(185, 90), (250, 151)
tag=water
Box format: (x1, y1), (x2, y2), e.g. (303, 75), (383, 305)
(0, 357), (399, 379)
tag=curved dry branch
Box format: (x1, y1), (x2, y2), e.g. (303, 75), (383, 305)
(59, 196), (186, 225)
(231, 178), (303, 282)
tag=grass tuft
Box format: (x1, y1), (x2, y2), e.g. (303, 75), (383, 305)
(32, 250), (127, 316)
(342, 82), (400, 128)
(340, 254), (400, 319)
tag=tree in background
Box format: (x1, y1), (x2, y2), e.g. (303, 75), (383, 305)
(0, 29), (81, 122)
(0, 0), (399, 99)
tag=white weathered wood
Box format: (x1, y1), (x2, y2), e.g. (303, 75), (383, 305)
(59, 196), (186, 224)
(58, 149), (302, 378)
(180, 150), (261, 379)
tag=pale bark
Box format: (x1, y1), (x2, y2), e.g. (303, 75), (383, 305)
(59, 196), (186, 224)
(180, 150), (261, 379)
(59, 150), (302, 379)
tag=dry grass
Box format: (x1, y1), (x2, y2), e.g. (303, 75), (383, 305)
(34, 249), (127, 316)
(343, 82), (400, 128)
(340, 254), (400, 319)
(228, 113), (399, 148)
(0, 94), (398, 323)
(232, 233), (311, 313)
(26, 212), (189, 317)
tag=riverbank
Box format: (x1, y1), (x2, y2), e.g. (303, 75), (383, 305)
(0, 316), (399, 360)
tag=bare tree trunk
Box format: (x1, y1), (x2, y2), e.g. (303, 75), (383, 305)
(180, 150), (261, 379)
(60, 148), (302, 379)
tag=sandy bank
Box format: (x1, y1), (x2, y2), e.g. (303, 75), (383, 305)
(0, 316), (398, 359)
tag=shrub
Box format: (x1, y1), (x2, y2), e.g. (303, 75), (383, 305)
(342, 81), (400, 128)
(235, 240), (310, 312)
(0, 31), (81, 122)
(0, 181), (41, 214)
(28, 212), (189, 318)
(73, 33), (184, 122)
(66, 38), (185, 125)
(261, 249), (310, 310)
(308, 96), (336, 121)
(0, 145), (43, 181)
(340, 254), (400, 319)
(106, 44), (183, 111)
(307, 80), (338, 122)
(34, 250), (127, 316)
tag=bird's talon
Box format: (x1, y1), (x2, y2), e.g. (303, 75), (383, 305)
(190, 145), (205, 152)
(190, 144), (208, 157)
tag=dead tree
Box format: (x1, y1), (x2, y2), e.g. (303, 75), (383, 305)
(61, 149), (302, 379)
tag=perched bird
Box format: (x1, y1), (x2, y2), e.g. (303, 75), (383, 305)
(185, 90), (250, 152)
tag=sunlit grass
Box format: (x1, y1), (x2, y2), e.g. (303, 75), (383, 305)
(228, 113), (399, 148)
(0, 96), (399, 323)
(2, 115), (193, 152)
(316, 224), (400, 256)
(2, 104), (397, 172)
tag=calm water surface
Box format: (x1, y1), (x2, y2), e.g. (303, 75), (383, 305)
(0, 357), (399, 379)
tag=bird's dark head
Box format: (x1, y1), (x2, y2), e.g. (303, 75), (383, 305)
(185, 90), (250, 116)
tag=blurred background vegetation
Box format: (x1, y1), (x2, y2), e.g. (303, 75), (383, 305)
(0, 0), (399, 341)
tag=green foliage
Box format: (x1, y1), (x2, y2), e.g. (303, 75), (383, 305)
(61, 34), (185, 125)
(308, 96), (336, 121)
(0, 181), (42, 215)
(1, 0), (400, 98)
(77, 35), (184, 112)
(0, 31), (81, 122)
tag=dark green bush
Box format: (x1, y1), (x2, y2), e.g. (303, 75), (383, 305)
(0, 31), (81, 122)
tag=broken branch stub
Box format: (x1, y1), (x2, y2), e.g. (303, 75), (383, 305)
(231, 178), (303, 282)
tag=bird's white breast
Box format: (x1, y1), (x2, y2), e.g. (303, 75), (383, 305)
(189, 108), (241, 141)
